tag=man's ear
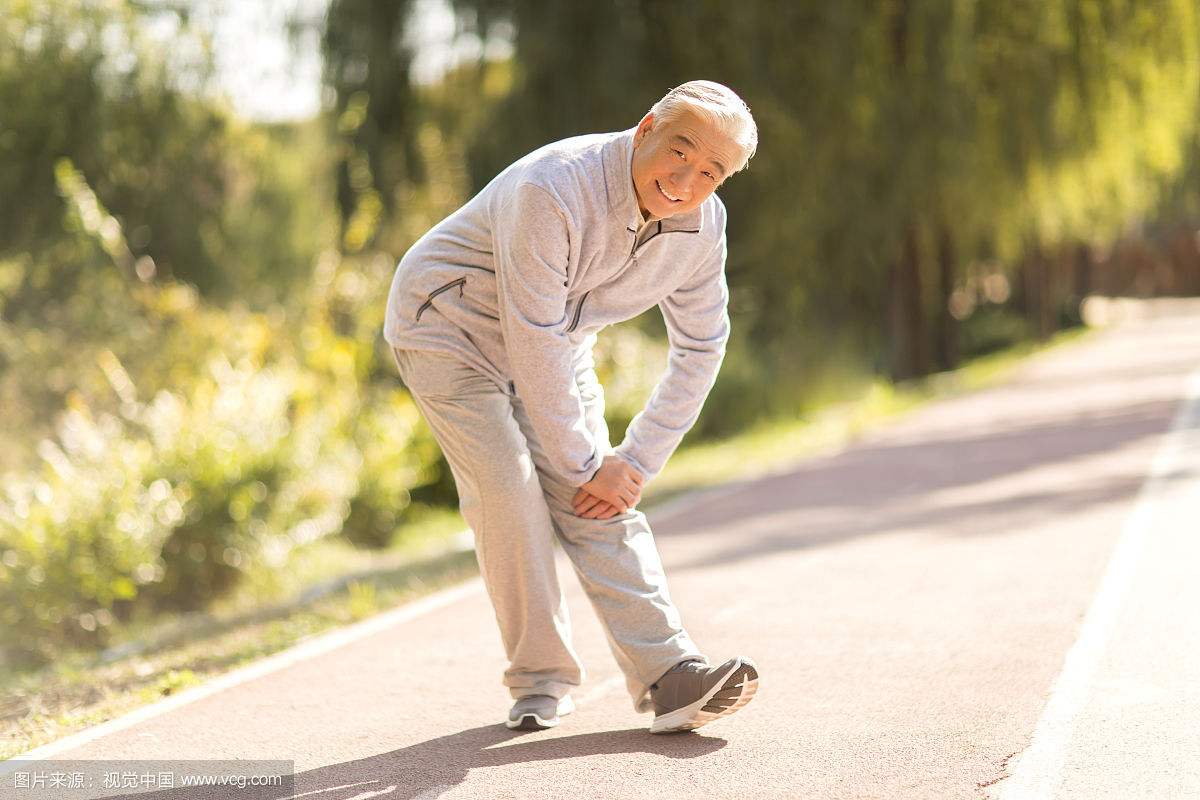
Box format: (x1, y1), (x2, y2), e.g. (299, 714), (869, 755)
(635, 112), (655, 144)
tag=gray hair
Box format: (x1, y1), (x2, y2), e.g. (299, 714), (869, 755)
(648, 80), (758, 174)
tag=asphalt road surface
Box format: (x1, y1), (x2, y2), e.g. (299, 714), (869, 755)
(5, 302), (1199, 800)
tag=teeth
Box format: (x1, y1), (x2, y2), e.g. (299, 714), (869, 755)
(657, 181), (682, 202)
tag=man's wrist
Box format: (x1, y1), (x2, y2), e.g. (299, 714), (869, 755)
(611, 449), (648, 479)
(578, 463), (602, 487)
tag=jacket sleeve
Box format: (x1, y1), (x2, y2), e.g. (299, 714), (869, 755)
(493, 182), (603, 486)
(613, 231), (731, 481)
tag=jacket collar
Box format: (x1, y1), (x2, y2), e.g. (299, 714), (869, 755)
(602, 128), (704, 234)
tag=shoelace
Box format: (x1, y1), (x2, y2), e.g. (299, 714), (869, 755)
(670, 658), (709, 675)
(651, 658), (711, 692)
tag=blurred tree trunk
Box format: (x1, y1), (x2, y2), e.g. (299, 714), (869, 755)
(1013, 248), (1031, 330)
(323, 0), (419, 250)
(1167, 226), (1200, 295)
(1053, 243), (1081, 325)
(1016, 243), (1056, 340)
(888, 222), (929, 381)
(933, 223), (959, 371)
(885, 0), (926, 381)
(1072, 243), (1092, 302)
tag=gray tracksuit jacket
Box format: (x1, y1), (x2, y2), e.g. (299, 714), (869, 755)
(383, 127), (730, 487)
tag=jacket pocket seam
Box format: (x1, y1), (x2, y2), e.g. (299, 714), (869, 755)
(416, 277), (467, 322)
(566, 290), (590, 333)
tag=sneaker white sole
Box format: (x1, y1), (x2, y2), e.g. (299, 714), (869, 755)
(506, 695), (575, 730)
(649, 657), (759, 734)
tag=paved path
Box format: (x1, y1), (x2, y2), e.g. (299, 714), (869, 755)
(5, 304), (1200, 800)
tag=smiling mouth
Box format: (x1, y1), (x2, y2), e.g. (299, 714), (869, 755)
(656, 180), (685, 203)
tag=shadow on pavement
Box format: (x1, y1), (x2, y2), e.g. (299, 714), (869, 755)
(656, 399), (1176, 571)
(97, 724), (725, 800)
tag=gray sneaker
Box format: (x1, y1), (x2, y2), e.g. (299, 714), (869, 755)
(506, 694), (575, 730)
(648, 656), (759, 733)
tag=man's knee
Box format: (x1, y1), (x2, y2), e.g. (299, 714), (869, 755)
(557, 505), (649, 545)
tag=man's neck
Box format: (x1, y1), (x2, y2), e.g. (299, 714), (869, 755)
(636, 202), (658, 225)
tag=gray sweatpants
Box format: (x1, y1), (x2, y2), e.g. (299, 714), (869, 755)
(391, 347), (704, 713)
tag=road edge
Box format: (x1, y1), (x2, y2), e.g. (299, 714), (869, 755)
(0, 580), (484, 773)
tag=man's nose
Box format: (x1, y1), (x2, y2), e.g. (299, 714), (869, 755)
(669, 167), (695, 194)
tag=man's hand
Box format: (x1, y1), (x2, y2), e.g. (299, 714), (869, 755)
(572, 491), (623, 519)
(573, 454), (645, 519)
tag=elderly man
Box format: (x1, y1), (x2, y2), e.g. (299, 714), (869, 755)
(384, 80), (758, 734)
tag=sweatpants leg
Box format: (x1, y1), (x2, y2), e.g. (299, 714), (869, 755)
(393, 347), (703, 714)
(512, 353), (704, 713)
(392, 347), (582, 702)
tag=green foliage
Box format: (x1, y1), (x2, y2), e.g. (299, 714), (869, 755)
(341, 379), (441, 549)
(0, 0), (331, 307)
(958, 305), (1034, 358)
(0, 243), (452, 665)
(7, 0), (1200, 668)
(434, 0), (1199, 380)
(322, 0), (421, 252)
(590, 324), (669, 444)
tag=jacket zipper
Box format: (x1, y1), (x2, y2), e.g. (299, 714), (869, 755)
(636, 222), (701, 254)
(415, 278), (466, 321)
(566, 290), (590, 333)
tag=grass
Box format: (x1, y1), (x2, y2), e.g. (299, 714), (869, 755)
(0, 326), (1093, 760)
(0, 515), (478, 760)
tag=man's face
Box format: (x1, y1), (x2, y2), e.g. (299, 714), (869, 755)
(630, 109), (740, 220)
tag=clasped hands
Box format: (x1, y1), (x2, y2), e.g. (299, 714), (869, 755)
(572, 454), (645, 519)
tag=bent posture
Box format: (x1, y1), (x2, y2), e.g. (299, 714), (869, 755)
(384, 80), (759, 733)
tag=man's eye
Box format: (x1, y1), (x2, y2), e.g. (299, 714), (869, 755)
(704, 172), (716, 181)
(671, 149), (685, 159)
